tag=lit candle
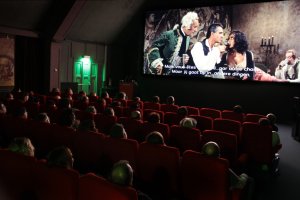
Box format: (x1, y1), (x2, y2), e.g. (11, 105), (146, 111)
(264, 38), (267, 46)
(277, 44), (279, 52)
(268, 37), (271, 45)
(271, 36), (274, 45)
(261, 37), (264, 46)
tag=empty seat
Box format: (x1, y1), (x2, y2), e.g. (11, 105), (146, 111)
(200, 107), (221, 119)
(213, 118), (242, 142)
(244, 113), (266, 123)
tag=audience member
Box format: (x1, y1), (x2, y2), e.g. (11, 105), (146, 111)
(104, 107), (115, 117)
(109, 123), (128, 139)
(233, 105), (244, 114)
(166, 96), (175, 105)
(145, 131), (165, 145)
(147, 112), (160, 123)
(259, 118), (281, 147)
(152, 95), (160, 104)
(78, 119), (98, 132)
(13, 106), (28, 119)
(58, 108), (76, 129)
(179, 117), (197, 128)
(202, 141), (254, 199)
(8, 137), (35, 157)
(177, 106), (188, 117)
(266, 113), (279, 131)
(0, 101), (7, 114)
(47, 146), (74, 169)
(85, 105), (97, 114)
(109, 160), (152, 200)
(131, 110), (142, 120)
(35, 112), (50, 123)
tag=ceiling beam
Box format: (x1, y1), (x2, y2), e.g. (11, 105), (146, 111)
(52, 0), (87, 42)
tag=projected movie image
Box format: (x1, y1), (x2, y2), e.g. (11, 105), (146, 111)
(143, 0), (300, 83)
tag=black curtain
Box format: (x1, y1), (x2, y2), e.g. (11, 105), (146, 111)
(15, 36), (50, 94)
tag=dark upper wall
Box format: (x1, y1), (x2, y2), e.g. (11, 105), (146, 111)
(109, 0), (299, 122)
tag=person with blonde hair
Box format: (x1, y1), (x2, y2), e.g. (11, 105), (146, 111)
(8, 137), (35, 157)
(146, 11), (199, 75)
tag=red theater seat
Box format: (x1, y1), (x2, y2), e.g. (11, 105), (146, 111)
(79, 173), (138, 200)
(213, 118), (242, 142)
(200, 107), (222, 119)
(222, 110), (245, 123)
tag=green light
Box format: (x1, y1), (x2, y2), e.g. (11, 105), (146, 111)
(102, 63), (106, 83)
(81, 56), (91, 72)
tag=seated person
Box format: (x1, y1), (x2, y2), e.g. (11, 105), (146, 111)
(179, 117), (197, 128)
(147, 112), (160, 123)
(266, 113), (279, 131)
(177, 106), (188, 117)
(131, 110), (142, 120)
(58, 108), (77, 129)
(85, 105), (97, 114)
(13, 106), (28, 119)
(47, 146), (74, 169)
(233, 105), (244, 114)
(202, 141), (254, 199)
(8, 137), (35, 157)
(103, 107), (115, 117)
(109, 123), (128, 139)
(78, 119), (98, 132)
(35, 112), (51, 123)
(259, 118), (281, 147)
(145, 131), (165, 145)
(109, 160), (152, 200)
(166, 96), (175, 105)
(0, 101), (7, 114)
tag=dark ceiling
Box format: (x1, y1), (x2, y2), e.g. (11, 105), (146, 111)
(0, 0), (146, 44)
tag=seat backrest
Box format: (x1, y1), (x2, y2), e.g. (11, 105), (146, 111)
(201, 130), (238, 166)
(140, 122), (170, 143)
(160, 104), (179, 113)
(169, 125), (201, 154)
(74, 110), (95, 121)
(137, 142), (180, 196)
(244, 113), (266, 123)
(143, 109), (165, 122)
(190, 114), (213, 131)
(213, 118), (242, 142)
(103, 138), (139, 171)
(163, 112), (184, 126)
(34, 163), (80, 200)
(79, 173), (138, 200)
(186, 106), (200, 115)
(221, 110), (245, 123)
(143, 102), (160, 110)
(118, 117), (143, 140)
(94, 113), (117, 135)
(0, 149), (37, 199)
(181, 150), (230, 200)
(73, 131), (106, 173)
(200, 107), (222, 119)
(241, 122), (273, 164)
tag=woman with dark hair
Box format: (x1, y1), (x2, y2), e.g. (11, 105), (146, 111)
(217, 30), (255, 80)
(218, 30), (285, 82)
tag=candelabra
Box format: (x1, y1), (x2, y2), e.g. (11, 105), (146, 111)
(260, 36), (279, 66)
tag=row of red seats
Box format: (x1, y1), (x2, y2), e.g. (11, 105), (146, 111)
(0, 113), (281, 200)
(0, 149), (138, 200)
